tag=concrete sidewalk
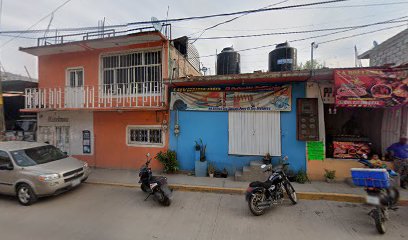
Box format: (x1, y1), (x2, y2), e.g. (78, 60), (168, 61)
(87, 168), (408, 202)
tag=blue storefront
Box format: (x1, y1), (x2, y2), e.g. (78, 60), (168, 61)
(168, 77), (307, 175)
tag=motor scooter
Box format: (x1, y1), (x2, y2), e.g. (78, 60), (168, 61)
(139, 153), (172, 206)
(351, 155), (399, 234)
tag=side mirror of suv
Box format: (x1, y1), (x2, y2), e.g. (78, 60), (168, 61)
(0, 163), (14, 171)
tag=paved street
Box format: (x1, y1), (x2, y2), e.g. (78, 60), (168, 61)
(0, 184), (407, 240)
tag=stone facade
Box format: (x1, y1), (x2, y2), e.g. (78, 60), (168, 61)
(359, 28), (408, 66)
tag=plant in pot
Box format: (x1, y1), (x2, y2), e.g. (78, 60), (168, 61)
(208, 163), (215, 178)
(324, 169), (336, 183)
(155, 150), (179, 173)
(262, 153), (272, 164)
(295, 169), (310, 184)
(198, 138), (207, 162)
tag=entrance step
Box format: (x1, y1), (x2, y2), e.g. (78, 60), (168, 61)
(235, 161), (269, 182)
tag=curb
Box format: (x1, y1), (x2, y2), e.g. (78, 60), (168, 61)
(85, 181), (408, 206)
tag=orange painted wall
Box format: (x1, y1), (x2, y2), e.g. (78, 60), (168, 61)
(38, 40), (168, 89)
(308, 159), (393, 181)
(93, 111), (168, 170)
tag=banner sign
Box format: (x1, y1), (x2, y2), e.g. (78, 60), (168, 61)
(335, 69), (408, 108)
(333, 141), (370, 159)
(171, 85), (291, 111)
(307, 141), (325, 161)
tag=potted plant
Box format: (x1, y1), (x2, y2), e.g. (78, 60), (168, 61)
(295, 169), (310, 184)
(155, 150), (179, 173)
(194, 138), (208, 177)
(208, 163), (215, 178)
(324, 169), (336, 183)
(262, 153), (272, 164)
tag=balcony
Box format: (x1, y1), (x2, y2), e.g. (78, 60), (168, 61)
(24, 82), (165, 111)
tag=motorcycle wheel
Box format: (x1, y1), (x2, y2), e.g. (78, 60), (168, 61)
(284, 182), (298, 205)
(155, 189), (171, 206)
(248, 192), (266, 216)
(373, 207), (386, 234)
(141, 184), (149, 193)
(386, 187), (400, 206)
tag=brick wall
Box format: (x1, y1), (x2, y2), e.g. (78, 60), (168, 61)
(368, 29), (408, 66)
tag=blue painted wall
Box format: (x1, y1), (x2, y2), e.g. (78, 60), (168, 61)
(169, 82), (306, 175)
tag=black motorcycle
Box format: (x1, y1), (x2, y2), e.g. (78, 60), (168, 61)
(139, 153), (172, 206)
(245, 160), (297, 216)
(353, 155), (400, 234)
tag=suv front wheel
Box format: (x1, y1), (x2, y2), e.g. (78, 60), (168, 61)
(16, 183), (37, 206)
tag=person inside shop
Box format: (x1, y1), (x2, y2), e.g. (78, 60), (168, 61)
(341, 115), (361, 136)
(370, 154), (384, 168)
(387, 135), (408, 189)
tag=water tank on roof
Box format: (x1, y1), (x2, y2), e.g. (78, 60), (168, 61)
(216, 47), (240, 75)
(268, 42), (297, 72)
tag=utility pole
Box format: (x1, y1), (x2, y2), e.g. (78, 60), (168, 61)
(310, 42), (318, 77)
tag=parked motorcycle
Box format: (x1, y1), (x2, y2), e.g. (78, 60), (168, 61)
(351, 155), (400, 234)
(245, 159), (297, 216)
(139, 153), (172, 206)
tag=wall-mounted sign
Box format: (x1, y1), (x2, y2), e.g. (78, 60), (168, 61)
(319, 83), (335, 104)
(297, 98), (319, 141)
(335, 69), (408, 108)
(171, 85), (292, 111)
(82, 130), (91, 154)
(307, 141), (325, 161)
(48, 116), (69, 122)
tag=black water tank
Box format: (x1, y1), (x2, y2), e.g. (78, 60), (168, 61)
(268, 42), (297, 72)
(217, 47), (240, 75)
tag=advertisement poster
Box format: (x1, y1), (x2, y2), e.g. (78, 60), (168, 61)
(333, 141), (371, 159)
(171, 85), (291, 111)
(335, 69), (408, 108)
(307, 141), (325, 161)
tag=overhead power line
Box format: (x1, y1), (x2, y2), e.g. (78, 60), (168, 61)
(0, 0), (73, 48)
(192, 23), (407, 60)
(189, 16), (408, 40)
(0, 0), (348, 36)
(190, 0), (290, 43)
(2, 0), (408, 36)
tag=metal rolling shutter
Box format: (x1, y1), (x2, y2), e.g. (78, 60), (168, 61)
(228, 111), (281, 156)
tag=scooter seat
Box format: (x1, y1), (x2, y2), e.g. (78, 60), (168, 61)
(249, 181), (273, 189)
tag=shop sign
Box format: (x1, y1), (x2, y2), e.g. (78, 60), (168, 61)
(47, 116), (69, 122)
(334, 69), (408, 108)
(319, 84), (335, 104)
(307, 141), (325, 161)
(171, 85), (291, 111)
(82, 130), (91, 154)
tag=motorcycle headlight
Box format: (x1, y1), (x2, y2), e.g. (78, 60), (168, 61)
(39, 173), (61, 182)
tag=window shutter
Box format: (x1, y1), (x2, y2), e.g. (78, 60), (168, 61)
(228, 111), (281, 156)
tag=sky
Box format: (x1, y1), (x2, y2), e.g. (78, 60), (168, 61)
(0, 0), (407, 78)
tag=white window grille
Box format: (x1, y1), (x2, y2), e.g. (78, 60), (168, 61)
(228, 111), (281, 156)
(101, 50), (162, 94)
(127, 126), (163, 146)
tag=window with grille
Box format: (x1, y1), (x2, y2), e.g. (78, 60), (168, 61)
(127, 126), (163, 146)
(101, 50), (162, 94)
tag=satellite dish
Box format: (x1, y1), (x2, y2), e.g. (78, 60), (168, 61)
(151, 17), (163, 32)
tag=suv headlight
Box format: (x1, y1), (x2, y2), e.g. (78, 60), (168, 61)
(39, 173), (61, 182)
(83, 162), (89, 169)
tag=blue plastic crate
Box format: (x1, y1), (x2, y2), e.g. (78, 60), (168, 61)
(351, 168), (390, 189)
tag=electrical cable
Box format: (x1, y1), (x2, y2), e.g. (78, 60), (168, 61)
(189, 16), (408, 40)
(189, 0), (290, 43)
(0, 0), (73, 48)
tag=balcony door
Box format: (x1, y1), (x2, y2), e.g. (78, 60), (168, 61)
(65, 68), (84, 108)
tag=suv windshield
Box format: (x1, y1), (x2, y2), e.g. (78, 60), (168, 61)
(11, 145), (67, 167)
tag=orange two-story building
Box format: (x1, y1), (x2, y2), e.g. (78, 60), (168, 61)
(20, 26), (200, 170)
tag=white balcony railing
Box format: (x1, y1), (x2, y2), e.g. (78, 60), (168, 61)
(25, 82), (165, 110)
